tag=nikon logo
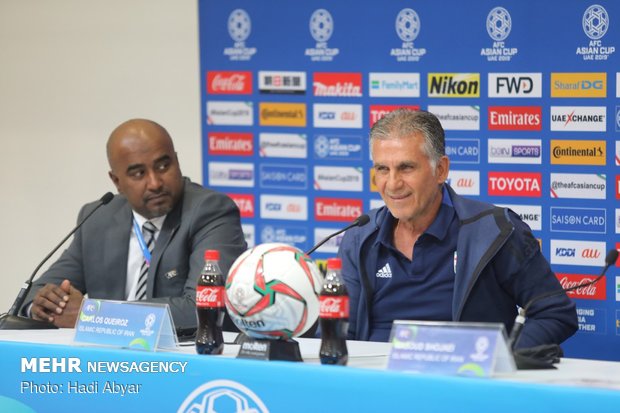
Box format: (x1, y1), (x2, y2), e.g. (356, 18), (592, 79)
(428, 73), (480, 97)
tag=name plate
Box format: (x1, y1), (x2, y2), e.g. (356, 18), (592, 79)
(386, 320), (515, 377)
(73, 299), (177, 352)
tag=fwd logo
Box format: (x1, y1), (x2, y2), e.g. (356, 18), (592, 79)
(498, 77), (533, 93)
(488, 73), (542, 98)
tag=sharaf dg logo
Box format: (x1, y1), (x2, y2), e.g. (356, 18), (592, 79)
(550, 73), (606, 98)
(178, 379), (268, 413)
(428, 73), (480, 97)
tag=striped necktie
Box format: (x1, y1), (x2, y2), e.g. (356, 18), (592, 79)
(136, 221), (157, 300)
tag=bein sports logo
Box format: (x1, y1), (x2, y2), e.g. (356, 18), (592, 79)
(178, 379), (268, 413)
(486, 7), (511, 41)
(583, 5), (609, 40)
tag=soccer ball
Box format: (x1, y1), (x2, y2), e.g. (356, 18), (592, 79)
(225, 243), (322, 340)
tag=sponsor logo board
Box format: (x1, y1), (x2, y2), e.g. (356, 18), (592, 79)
(260, 194), (308, 220)
(428, 105), (480, 130)
(488, 139), (541, 164)
(258, 133), (307, 158)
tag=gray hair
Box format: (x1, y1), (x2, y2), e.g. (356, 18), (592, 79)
(370, 109), (445, 168)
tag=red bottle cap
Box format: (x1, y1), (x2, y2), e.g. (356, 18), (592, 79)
(204, 250), (220, 261)
(326, 258), (342, 270)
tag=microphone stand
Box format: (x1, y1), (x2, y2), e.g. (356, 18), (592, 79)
(507, 249), (618, 369)
(0, 192), (114, 330)
(306, 214), (370, 256)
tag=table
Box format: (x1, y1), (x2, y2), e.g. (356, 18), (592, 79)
(1, 329), (619, 412)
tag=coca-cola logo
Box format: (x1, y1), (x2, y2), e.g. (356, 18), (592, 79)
(196, 286), (225, 307)
(319, 296), (349, 318)
(207, 71), (252, 94)
(557, 273), (606, 300)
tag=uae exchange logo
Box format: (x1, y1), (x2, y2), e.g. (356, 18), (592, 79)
(228, 9), (251, 42)
(395, 8), (420, 42)
(486, 7), (511, 41)
(309, 9), (334, 42)
(583, 4), (609, 40)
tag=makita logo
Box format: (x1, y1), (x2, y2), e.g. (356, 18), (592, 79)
(556, 248), (576, 257)
(315, 198), (363, 222)
(207, 71), (252, 94)
(227, 193), (254, 218)
(369, 105), (419, 126)
(488, 106), (542, 130)
(488, 73), (542, 98)
(488, 172), (542, 197)
(208, 132), (253, 156)
(428, 73), (480, 97)
(313, 72), (362, 97)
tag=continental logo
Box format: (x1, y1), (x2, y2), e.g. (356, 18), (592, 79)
(550, 140), (606, 165)
(259, 102), (306, 127)
(550, 73), (606, 98)
(428, 73), (480, 97)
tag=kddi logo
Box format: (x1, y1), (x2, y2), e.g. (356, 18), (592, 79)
(488, 73), (542, 98)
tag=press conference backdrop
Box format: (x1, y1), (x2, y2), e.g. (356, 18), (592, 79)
(198, 0), (620, 361)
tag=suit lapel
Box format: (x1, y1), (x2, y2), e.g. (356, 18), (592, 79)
(147, 194), (183, 296)
(106, 204), (132, 300)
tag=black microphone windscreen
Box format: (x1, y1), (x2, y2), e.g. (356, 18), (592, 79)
(605, 249), (619, 266)
(356, 214), (370, 227)
(100, 192), (114, 205)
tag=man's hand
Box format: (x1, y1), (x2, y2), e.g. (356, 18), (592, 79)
(31, 280), (84, 327)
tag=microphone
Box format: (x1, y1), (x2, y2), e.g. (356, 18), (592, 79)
(0, 192), (115, 330)
(508, 248), (619, 351)
(305, 214), (370, 256)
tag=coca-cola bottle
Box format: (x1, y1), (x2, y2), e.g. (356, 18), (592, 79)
(195, 250), (225, 355)
(319, 257), (349, 365)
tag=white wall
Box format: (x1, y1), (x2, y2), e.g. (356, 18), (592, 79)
(0, 1), (201, 310)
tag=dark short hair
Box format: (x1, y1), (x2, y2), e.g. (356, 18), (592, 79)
(370, 109), (445, 166)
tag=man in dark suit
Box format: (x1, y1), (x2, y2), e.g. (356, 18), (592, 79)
(23, 119), (247, 329)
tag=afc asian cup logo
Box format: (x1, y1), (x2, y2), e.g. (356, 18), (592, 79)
(140, 312), (156, 336)
(261, 226), (276, 243)
(583, 4), (609, 40)
(486, 7), (512, 41)
(228, 9), (251, 42)
(309, 9), (334, 42)
(178, 380), (268, 413)
(314, 135), (330, 158)
(395, 8), (421, 42)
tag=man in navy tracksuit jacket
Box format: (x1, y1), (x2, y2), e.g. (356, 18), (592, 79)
(339, 109), (577, 349)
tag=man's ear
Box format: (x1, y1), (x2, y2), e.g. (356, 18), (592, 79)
(436, 155), (450, 184)
(108, 171), (121, 192)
